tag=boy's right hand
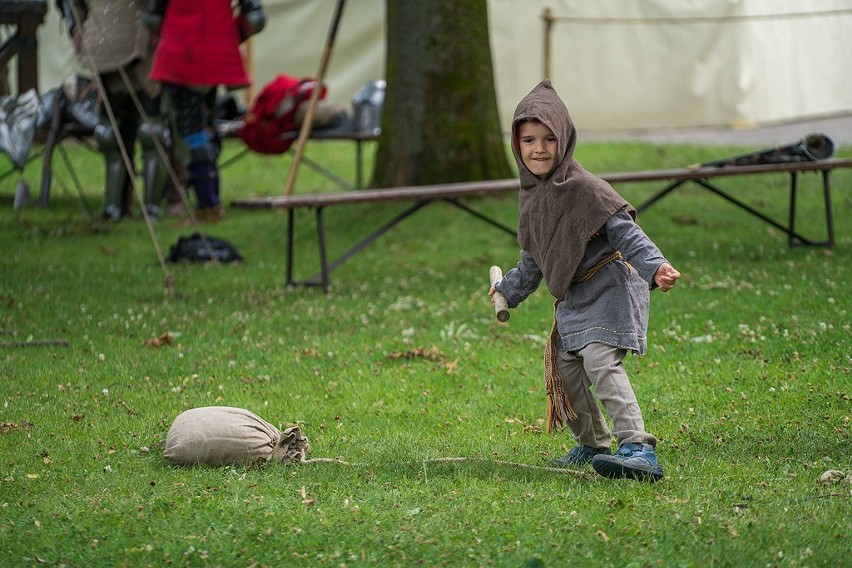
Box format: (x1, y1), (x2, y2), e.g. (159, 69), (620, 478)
(654, 263), (681, 292)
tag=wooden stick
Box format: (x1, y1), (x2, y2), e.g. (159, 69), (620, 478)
(489, 266), (510, 322)
(283, 0), (347, 196)
(0, 339), (69, 348)
(242, 36), (255, 107)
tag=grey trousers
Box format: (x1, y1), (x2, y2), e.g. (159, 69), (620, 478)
(557, 342), (657, 448)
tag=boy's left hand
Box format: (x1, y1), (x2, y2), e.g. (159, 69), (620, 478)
(654, 263), (681, 292)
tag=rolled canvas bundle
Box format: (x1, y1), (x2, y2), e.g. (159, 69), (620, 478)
(164, 406), (310, 467)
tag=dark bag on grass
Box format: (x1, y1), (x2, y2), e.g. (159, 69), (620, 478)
(166, 232), (243, 263)
(164, 406), (310, 467)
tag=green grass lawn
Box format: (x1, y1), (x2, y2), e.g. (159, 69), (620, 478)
(1, 138), (850, 566)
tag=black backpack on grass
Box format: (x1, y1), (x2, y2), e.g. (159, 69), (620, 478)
(166, 233), (243, 264)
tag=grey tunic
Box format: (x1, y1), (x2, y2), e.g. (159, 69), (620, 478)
(497, 208), (667, 355)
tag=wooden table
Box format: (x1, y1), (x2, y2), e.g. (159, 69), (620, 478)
(0, 0), (48, 94)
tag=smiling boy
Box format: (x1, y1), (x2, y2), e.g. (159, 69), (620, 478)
(490, 80), (680, 482)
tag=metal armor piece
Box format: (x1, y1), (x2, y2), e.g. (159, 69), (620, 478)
(137, 120), (170, 219)
(163, 86), (220, 166)
(237, 0), (266, 41)
(168, 87), (208, 139)
(94, 123), (129, 220)
(74, 0), (153, 75)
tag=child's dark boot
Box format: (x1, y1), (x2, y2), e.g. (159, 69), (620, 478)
(591, 442), (664, 482)
(549, 445), (611, 468)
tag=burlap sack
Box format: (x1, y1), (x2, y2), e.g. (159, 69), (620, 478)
(163, 406), (310, 467)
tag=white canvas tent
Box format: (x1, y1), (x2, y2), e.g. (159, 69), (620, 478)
(11, 0), (852, 135)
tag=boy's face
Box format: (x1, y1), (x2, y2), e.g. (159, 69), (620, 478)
(518, 121), (557, 178)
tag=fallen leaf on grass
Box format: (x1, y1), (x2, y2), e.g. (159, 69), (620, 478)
(672, 215), (699, 226)
(144, 333), (175, 348)
(300, 486), (316, 506)
(0, 421), (34, 434)
(388, 346), (446, 361)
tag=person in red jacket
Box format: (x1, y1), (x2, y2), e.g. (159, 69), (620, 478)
(144, 0), (265, 222)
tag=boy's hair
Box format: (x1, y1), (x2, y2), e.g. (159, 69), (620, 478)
(514, 117), (542, 129)
(513, 117), (547, 137)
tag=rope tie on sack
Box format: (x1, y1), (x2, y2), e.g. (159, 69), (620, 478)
(544, 250), (630, 433)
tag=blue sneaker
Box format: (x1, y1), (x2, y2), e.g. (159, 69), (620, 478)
(549, 445), (611, 468)
(591, 442), (664, 482)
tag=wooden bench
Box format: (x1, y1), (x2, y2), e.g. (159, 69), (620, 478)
(231, 158), (852, 291)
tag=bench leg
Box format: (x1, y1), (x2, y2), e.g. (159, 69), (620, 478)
(822, 170), (835, 248)
(444, 198), (517, 237)
(219, 147), (251, 170)
(39, 96), (64, 207)
(693, 178), (820, 246)
(636, 179), (688, 213)
(301, 154), (354, 191)
(788, 171), (834, 248)
(355, 140), (364, 189)
(286, 208), (295, 286)
(302, 200), (431, 288)
(787, 172), (798, 247)
(316, 207), (330, 291)
(284, 206), (330, 291)
(56, 144), (94, 216)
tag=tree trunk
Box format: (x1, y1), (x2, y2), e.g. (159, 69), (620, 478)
(372, 0), (512, 188)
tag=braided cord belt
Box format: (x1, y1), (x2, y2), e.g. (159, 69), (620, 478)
(571, 250), (630, 284)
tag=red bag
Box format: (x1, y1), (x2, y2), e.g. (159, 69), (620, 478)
(239, 74), (327, 154)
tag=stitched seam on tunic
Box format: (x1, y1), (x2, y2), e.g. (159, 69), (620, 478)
(560, 338), (645, 354)
(561, 327), (645, 338)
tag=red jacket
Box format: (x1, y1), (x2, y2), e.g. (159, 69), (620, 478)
(149, 0), (249, 88)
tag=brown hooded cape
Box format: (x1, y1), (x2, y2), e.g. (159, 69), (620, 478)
(512, 80), (634, 299)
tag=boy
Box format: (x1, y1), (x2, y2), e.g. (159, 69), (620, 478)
(490, 80), (680, 482)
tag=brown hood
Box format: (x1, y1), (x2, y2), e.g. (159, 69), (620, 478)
(512, 80), (633, 298)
